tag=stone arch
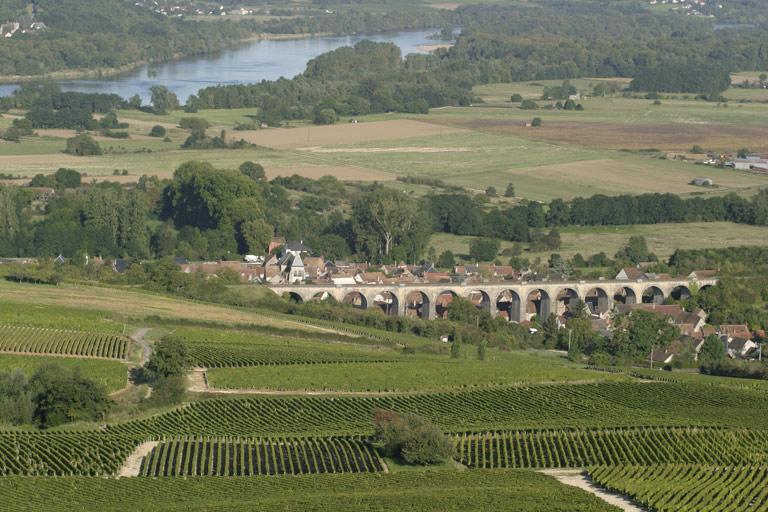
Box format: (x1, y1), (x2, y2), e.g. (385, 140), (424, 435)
(435, 290), (457, 319)
(283, 291), (304, 303)
(699, 284), (714, 293)
(372, 291), (399, 316)
(525, 289), (551, 321)
(555, 288), (580, 317)
(613, 286), (637, 305)
(405, 290), (430, 319)
(642, 286), (664, 304)
(467, 290), (491, 314)
(670, 285), (692, 301)
(342, 291), (367, 309)
(496, 290), (522, 322)
(585, 287), (610, 316)
(311, 291), (332, 302)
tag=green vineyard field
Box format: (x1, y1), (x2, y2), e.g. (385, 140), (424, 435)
(0, 470), (619, 512)
(170, 326), (399, 368)
(139, 437), (383, 476)
(589, 464), (768, 512)
(0, 432), (140, 476)
(455, 427), (768, 468)
(109, 382), (768, 437)
(0, 325), (129, 359)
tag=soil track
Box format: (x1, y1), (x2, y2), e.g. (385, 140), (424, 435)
(540, 469), (646, 512)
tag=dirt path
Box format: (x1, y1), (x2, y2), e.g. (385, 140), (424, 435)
(131, 328), (152, 366)
(188, 368), (209, 392)
(540, 469), (646, 512)
(118, 441), (158, 477)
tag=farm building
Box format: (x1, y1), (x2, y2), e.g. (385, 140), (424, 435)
(728, 157), (768, 172)
(690, 177), (714, 186)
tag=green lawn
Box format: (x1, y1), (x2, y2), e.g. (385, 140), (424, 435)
(0, 354), (126, 393)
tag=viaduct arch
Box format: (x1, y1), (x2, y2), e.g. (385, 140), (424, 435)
(275, 277), (717, 322)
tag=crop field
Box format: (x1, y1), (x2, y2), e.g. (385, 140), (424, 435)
(0, 470), (619, 512)
(428, 221), (768, 261)
(0, 354), (127, 393)
(172, 325), (400, 368)
(0, 432), (139, 476)
(456, 427), (768, 469)
(205, 351), (627, 392)
(0, 299), (124, 333)
(0, 325), (129, 359)
(139, 437), (383, 476)
(108, 382), (768, 437)
(589, 464), (768, 512)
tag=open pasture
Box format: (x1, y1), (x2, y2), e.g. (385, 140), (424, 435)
(205, 351), (627, 392)
(428, 221), (768, 261)
(590, 464), (768, 512)
(0, 470), (620, 512)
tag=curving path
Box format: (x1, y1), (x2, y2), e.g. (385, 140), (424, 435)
(540, 469), (646, 512)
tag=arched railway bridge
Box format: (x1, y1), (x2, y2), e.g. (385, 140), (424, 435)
(269, 277), (717, 322)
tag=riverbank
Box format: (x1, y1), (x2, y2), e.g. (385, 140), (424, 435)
(0, 32), (330, 85)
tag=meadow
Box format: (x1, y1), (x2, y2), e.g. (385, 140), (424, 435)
(428, 221), (768, 261)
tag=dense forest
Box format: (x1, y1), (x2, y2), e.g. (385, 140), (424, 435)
(188, 2), (768, 123)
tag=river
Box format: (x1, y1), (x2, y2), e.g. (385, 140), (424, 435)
(0, 29), (438, 103)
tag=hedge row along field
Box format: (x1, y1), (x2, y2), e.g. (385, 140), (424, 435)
(139, 437), (383, 476)
(108, 382), (768, 437)
(169, 326), (400, 368)
(0, 432), (140, 476)
(589, 464), (768, 512)
(0, 325), (129, 359)
(456, 427), (768, 469)
(0, 470), (620, 512)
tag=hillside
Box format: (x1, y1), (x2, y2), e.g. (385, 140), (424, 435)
(0, 0), (253, 76)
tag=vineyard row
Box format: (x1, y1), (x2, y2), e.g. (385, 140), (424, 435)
(0, 324), (128, 359)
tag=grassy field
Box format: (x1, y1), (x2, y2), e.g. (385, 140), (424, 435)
(205, 350), (628, 392)
(0, 354), (126, 393)
(428, 221), (768, 261)
(1, 79), (765, 202)
(0, 470), (620, 512)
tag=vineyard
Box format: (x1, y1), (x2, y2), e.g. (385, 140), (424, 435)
(108, 382), (768, 437)
(206, 355), (627, 392)
(139, 437), (383, 476)
(0, 470), (619, 512)
(170, 326), (400, 368)
(455, 427), (768, 468)
(0, 325), (129, 359)
(0, 432), (140, 476)
(589, 464), (768, 512)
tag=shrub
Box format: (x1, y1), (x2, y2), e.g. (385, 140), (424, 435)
(144, 337), (190, 379)
(531, 117), (542, 127)
(65, 134), (101, 156)
(519, 99), (539, 110)
(373, 409), (454, 465)
(149, 125), (166, 137)
(510, 93), (523, 102)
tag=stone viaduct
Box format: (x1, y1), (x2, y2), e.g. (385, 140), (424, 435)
(269, 277), (718, 322)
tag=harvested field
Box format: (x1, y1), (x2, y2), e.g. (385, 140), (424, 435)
(451, 119), (768, 152)
(504, 158), (766, 196)
(233, 120), (468, 149)
(298, 146), (471, 154)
